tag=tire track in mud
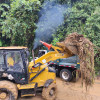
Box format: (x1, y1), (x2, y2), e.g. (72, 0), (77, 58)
(19, 78), (100, 100)
(56, 88), (100, 100)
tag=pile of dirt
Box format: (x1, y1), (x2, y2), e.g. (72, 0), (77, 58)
(57, 32), (94, 88)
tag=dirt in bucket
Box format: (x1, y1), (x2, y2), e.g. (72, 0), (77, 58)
(56, 32), (95, 89)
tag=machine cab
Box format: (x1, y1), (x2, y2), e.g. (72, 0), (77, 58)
(0, 47), (29, 84)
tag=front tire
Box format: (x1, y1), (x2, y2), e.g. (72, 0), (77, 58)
(42, 83), (57, 100)
(60, 69), (72, 82)
(0, 81), (18, 100)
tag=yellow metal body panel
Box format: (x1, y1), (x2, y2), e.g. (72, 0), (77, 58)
(28, 64), (56, 87)
(17, 64), (56, 90)
(17, 83), (36, 90)
(21, 94), (35, 97)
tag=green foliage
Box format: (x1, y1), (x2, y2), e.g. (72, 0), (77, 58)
(0, 0), (10, 4)
(56, 0), (82, 5)
(1, 0), (41, 49)
(85, 7), (100, 47)
(0, 3), (10, 46)
(52, 0), (100, 70)
(53, 0), (100, 45)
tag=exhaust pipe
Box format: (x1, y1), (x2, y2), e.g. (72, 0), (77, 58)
(32, 49), (35, 65)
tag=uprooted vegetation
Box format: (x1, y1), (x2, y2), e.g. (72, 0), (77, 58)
(57, 32), (95, 88)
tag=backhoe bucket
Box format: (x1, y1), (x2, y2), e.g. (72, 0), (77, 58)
(56, 42), (78, 55)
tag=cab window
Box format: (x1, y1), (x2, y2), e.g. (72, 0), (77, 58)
(6, 51), (23, 72)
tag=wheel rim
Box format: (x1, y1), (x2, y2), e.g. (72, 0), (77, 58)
(0, 92), (7, 99)
(0, 88), (11, 100)
(49, 88), (55, 97)
(62, 71), (69, 80)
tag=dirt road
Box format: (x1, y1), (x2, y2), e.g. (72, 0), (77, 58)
(19, 78), (100, 100)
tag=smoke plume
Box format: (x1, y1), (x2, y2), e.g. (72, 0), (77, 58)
(33, 0), (67, 49)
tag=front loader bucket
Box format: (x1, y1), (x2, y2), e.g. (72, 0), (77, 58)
(56, 42), (78, 55)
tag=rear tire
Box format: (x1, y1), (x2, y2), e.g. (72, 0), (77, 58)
(0, 81), (18, 100)
(42, 83), (57, 100)
(60, 69), (72, 82)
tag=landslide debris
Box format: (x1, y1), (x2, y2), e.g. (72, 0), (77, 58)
(57, 32), (94, 88)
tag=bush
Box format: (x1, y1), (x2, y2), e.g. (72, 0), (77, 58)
(1, 0), (41, 49)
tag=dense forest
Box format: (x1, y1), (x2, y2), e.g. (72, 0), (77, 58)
(0, 0), (100, 74)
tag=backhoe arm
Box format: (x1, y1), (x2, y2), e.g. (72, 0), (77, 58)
(29, 41), (74, 67)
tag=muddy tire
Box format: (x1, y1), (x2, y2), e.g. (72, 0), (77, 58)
(60, 69), (72, 82)
(0, 81), (18, 100)
(42, 83), (57, 100)
(72, 70), (80, 82)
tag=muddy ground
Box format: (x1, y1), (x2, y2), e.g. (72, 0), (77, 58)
(19, 77), (100, 100)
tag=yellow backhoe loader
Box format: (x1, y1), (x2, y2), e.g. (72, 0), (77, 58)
(0, 41), (73, 100)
